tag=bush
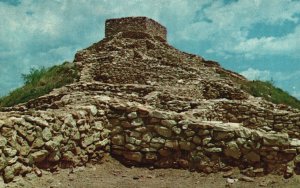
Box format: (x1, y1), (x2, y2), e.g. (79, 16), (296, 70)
(0, 62), (79, 107)
(241, 80), (300, 109)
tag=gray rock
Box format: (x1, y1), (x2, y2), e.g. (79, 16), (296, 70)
(81, 105), (98, 115)
(172, 126), (182, 134)
(42, 127), (52, 141)
(0, 120), (4, 128)
(213, 131), (235, 141)
(294, 154), (300, 165)
(3, 166), (15, 183)
(64, 114), (76, 127)
(45, 140), (59, 151)
(185, 130), (195, 137)
(179, 141), (195, 151)
(125, 144), (138, 151)
(24, 116), (49, 128)
(48, 151), (61, 162)
(130, 131), (142, 138)
(165, 140), (179, 149)
(3, 148), (17, 157)
(240, 176), (254, 182)
(154, 126), (172, 138)
(0, 136), (7, 148)
(81, 135), (95, 148)
(150, 110), (168, 119)
(7, 156), (18, 165)
(202, 137), (212, 145)
(205, 147), (222, 153)
(161, 120), (177, 128)
(93, 121), (104, 131)
(290, 139), (300, 147)
(112, 135), (125, 145)
(145, 152), (157, 161)
(142, 133), (152, 142)
(263, 133), (289, 146)
(128, 112), (138, 119)
(0, 155), (7, 171)
(198, 129), (210, 136)
(32, 137), (45, 148)
(62, 151), (75, 161)
(131, 118), (144, 127)
(244, 151), (260, 163)
(30, 150), (49, 163)
(123, 152), (143, 162)
(151, 137), (165, 144)
(192, 136), (202, 145)
(224, 141), (241, 159)
(95, 138), (110, 148)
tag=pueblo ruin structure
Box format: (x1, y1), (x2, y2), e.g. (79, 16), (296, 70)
(1, 17), (300, 183)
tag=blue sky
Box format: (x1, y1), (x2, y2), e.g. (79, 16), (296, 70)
(0, 0), (300, 99)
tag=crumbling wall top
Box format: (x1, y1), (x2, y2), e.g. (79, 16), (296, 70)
(105, 17), (167, 41)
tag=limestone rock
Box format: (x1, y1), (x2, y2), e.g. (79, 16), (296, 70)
(179, 141), (195, 151)
(150, 111), (168, 119)
(30, 150), (49, 163)
(224, 141), (241, 159)
(42, 127), (52, 141)
(32, 138), (45, 149)
(0, 136), (7, 148)
(45, 140), (59, 151)
(263, 133), (289, 146)
(0, 155), (7, 171)
(165, 140), (179, 149)
(172, 126), (182, 135)
(154, 126), (172, 138)
(112, 135), (125, 145)
(131, 118), (144, 127)
(244, 151), (260, 163)
(3, 148), (17, 157)
(123, 152), (143, 162)
(128, 112), (138, 119)
(161, 120), (177, 128)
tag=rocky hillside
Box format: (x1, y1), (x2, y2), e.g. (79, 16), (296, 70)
(1, 17), (300, 184)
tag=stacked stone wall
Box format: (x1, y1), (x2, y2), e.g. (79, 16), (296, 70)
(106, 100), (300, 178)
(1, 92), (300, 183)
(105, 17), (167, 41)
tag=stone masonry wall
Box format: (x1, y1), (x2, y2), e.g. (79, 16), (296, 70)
(105, 17), (167, 41)
(0, 104), (111, 183)
(2, 91), (300, 183)
(209, 101), (300, 139)
(107, 99), (300, 178)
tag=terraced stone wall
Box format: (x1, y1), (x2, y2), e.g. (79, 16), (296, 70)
(0, 105), (111, 183)
(210, 101), (300, 139)
(1, 95), (300, 183)
(106, 100), (300, 178)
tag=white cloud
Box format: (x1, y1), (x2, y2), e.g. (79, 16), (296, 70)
(240, 68), (300, 81)
(177, 0), (300, 58)
(0, 0), (300, 98)
(230, 26), (300, 57)
(240, 68), (271, 80)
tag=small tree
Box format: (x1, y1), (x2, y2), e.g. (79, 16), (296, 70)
(22, 67), (47, 85)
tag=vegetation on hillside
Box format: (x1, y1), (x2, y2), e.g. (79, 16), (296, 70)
(241, 80), (300, 110)
(1, 60), (299, 110)
(0, 62), (79, 107)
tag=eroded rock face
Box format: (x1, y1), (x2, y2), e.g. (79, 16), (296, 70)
(1, 16), (300, 183)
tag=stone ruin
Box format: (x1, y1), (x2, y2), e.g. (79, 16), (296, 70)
(1, 16), (300, 183)
(105, 17), (167, 41)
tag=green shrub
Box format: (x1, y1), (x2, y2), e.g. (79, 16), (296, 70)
(0, 62), (79, 107)
(241, 80), (300, 109)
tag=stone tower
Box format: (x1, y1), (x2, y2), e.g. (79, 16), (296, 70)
(105, 17), (167, 41)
